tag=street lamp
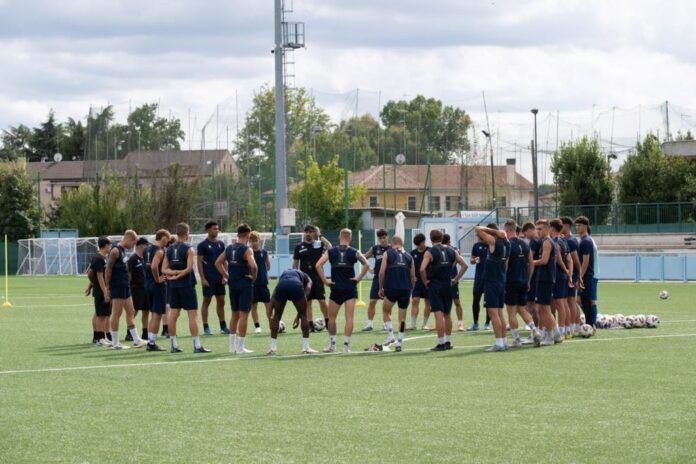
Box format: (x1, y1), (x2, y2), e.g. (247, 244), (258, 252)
(531, 109), (540, 221)
(481, 130), (497, 214)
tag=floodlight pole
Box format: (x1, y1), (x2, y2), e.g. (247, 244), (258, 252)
(273, 0), (288, 237)
(531, 108), (540, 221)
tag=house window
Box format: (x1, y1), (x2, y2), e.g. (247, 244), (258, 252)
(431, 196), (441, 211)
(369, 196), (378, 207)
(407, 196), (416, 210)
(445, 196), (459, 211)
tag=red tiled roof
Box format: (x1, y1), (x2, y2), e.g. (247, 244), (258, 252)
(348, 164), (532, 191)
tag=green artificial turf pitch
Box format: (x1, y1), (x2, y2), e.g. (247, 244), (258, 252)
(1, 277), (695, 463)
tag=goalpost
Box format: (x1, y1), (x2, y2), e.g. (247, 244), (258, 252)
(16, 232), (305, 276)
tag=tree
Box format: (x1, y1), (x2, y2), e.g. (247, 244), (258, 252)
(290, 157), (366, 229)
(125, 103), (185, 153)
(60, 118), (86, 160)
(618, 133), (696, 204)
(380, 95), (471, 164)
(0, 163), (37, 240)
(550, 136), (614, 222)
(31, 110), (61, 162)
(0, 125), (33, 161)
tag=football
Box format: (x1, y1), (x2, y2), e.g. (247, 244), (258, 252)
(659, 290), (669, 300)
(646, 315), (660, 328)
(634, 314), (646, 328)
(579, 324), (594, 338)
(278, 320), (286, 333)
(313, 318), (325, 331)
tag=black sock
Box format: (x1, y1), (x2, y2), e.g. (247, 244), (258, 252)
(254, 322), (260, 328)
(220, 320), (227, 330)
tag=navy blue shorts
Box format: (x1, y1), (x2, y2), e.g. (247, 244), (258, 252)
(273, 281), (305, 306)
(147, 283), (167, 314)
(428, 281), (453, 314)
(411, 280), (428, 299)
(229, 285), (253, 312)
(110, 285), (130, 300)
(384, 288), (410, 309)
(553, 274), (568, 299)
(202, 279), (226, 297)
(535, 281), (554, 306)
(504, 282), (528, 307)
(330, 287), (358, 305)
(591, 277), (598, 301)
(527, 275), (537, 303)
(567, 275), (578, 298)
(484, 280), (505, 309)
(451, 282), (460, 299)
(369, 279), (382, 300)
(253, 285), (271, 304)
(168, 286), (198, 310)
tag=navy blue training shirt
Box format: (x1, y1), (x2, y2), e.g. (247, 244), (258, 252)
(506, 237), (529, 285)
(384, 248), (413, 291)
(225, 242), (252, 288)
(197, 238), (225, 281)
(328, 245), (359, 290)
(426, 244), (456, 284)
(253, 248), (269, 286)
(536, 237), (557, 283)
(483, 238), (508, 283)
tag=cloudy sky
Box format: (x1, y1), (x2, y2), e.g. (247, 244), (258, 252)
(2, 0), (695, 178)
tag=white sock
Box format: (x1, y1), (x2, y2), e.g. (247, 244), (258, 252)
(302, 338), (309, 350)
(270, 338), (277, 350)
(237, 336), (245, 352)
(229, 334), (236, 352)
(148, 332), (156, 344)
(170, 336), (178, 349)
(366, 320), (373, 328)
(192, 335), (201, 349)
(385, 321), (393, 339)
(343, 336), (351, 346)
(329, 335), (336, 346)
(111, 331), (118, 347)
(129, 327), (142, 343)
(511, 328), (520, 339)
(410, 316), (417, 327)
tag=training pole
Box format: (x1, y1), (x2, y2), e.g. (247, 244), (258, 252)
(356, 230), (366, 308)
(2, 234), (12, 308)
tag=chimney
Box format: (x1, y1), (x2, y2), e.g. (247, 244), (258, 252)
(506, 158), (516, 186)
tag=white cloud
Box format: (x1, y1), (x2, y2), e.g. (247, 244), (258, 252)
(0, 0), (695, 181)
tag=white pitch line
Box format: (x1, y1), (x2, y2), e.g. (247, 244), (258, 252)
(1, 332), (695, 376)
